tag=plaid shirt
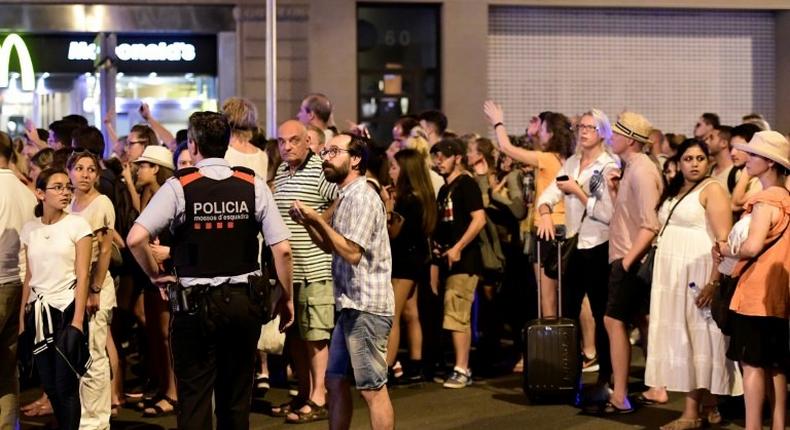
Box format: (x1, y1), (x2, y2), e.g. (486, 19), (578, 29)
(331, 177), (394, 316)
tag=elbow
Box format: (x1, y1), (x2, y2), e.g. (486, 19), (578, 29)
(348, 251), (362, 266)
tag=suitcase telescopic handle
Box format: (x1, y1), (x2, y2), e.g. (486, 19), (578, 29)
(536, 236), (563, 319)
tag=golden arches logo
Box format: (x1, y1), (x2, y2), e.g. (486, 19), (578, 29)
(0, 34), (35, 92)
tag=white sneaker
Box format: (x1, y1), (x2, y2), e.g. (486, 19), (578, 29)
(442, 367), (472, 389)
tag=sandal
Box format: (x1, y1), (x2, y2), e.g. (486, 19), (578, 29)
(659, 417), (703, 430)
(702, 406), (722, 425)
(633, 392), (667, 406)
(270, 398), (305, 418)
(142, 395), (178, 418)
(285, 399), (328, 424)
(111, 403), (121, 418)
(595, 401), (635, 416)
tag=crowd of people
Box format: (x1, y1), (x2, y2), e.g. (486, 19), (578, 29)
(0, 92), (788, 430)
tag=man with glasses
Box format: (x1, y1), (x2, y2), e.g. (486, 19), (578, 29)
(269, 120), (338, 423)
(289, 133), (395, 430)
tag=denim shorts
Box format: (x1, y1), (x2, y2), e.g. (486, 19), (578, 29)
(326, 309), (392, 390)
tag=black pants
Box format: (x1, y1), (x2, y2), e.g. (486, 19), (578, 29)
(170, 284), (263, 430)
(32, 303), (82, 430)
(562, 241), (612, 382)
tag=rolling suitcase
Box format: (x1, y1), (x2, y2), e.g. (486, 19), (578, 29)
(523, 235), (581, 403)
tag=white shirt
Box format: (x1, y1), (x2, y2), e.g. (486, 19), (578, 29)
(537, 151), (618, 249)
(224, 145), (269, 180)
(21, 214), (93, 311)
(0, 169), (36, 284)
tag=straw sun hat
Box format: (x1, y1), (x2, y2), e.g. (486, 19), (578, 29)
(732, 130), (790, 170)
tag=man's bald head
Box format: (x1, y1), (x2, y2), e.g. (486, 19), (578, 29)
(278, 119), (309, 168)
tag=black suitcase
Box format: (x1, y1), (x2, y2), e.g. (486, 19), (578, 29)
(523, 235), (581, 403)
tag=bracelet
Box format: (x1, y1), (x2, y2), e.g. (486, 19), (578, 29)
(493, 122), (504, 129)
(89, 286), (102, 294)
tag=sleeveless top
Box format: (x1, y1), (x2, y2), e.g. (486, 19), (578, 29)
(729, 187), (790, 318)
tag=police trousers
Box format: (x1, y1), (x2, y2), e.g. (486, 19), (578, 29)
(170, 283), (265, 430)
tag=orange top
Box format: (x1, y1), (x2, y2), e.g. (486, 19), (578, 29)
(729, 187), (790, 318)
(534, 151), (565, 228)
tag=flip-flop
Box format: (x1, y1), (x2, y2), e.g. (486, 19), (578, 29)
(596, 401), (635, 416)
(285, 399), (328, 424)
(142, 395), (178, 418)
(633, 392), (667, 406)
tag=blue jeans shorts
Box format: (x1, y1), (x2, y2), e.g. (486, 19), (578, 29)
(326, 309), (392, 390)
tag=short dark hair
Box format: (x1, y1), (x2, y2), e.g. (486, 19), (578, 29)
(303, 93), (332, 123)
(342, 132), (370, 175)
(176, 129), (188, 146)
(701, 113), (720, 128)
(730, 123), (761, 143)
(394, 116), (419, 136)
(418, 110), (448, 134)
(188, 111), (231, 159)
(48, 120), (79, 147)
(72, 126), (105, 157)
(173, 141), (189, 168)
(715, 125), (733, 145)
(62, 114), (89, 128)
(0, 131), (11, 161)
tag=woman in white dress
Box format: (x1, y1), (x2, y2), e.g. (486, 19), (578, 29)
(645, 139), (743, 430)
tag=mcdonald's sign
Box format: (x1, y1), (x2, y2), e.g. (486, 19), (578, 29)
(0, 34), (35, 92)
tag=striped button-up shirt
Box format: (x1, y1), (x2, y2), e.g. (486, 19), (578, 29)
(274, 152), (338, 283)
(331, 176), (394, 316)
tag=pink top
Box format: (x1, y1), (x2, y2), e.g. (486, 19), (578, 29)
(608, 153), (663, 263)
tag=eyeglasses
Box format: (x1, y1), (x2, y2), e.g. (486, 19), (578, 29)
(46, 184), (75, 194)
(575, 124), (598, 132)
(319, 147), (350, 159)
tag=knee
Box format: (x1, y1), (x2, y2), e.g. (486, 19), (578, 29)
(603, 316), (622, 332)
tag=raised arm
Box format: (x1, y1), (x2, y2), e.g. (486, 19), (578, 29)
(483, 101), (543, 167)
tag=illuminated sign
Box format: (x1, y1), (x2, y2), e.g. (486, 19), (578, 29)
(68, 41), (196, 62)
(0, 34), (35, 91)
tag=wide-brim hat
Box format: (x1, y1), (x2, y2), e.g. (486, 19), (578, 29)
(612, 111), (652, 145)
(133, 145), (175, 170)
(732, 130), (790, 170)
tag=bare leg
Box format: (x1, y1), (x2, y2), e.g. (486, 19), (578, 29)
(769, 368), (786, 430)
(401, 289), (422, 361)
(327, 377), (352, 430)
(144, 293), (177, 414)
(360, 386), (394, 430)
(386, 279), (414, 366)
(742, 364), (766, 430)
(540, 269), (558, 318)
(603, 316), (632, 409)
(290, 338), (311, 402)
(579, 295), (596, 358)
(451, 331), (472, 371)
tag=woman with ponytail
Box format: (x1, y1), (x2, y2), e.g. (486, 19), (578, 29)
(19, 168), (93, 430)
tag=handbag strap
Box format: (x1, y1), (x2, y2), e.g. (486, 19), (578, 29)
(657, 179), (706, 238)
(736, 216), (790, 276)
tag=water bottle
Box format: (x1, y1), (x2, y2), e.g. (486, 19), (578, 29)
(688, 282), (712, 320)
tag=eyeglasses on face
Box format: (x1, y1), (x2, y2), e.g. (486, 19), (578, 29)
(319, 147), (350, 159)
(46, 184), (75, 194)
(575, 124), (598, 132)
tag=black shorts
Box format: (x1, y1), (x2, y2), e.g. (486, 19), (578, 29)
(604, 258), (650, 323)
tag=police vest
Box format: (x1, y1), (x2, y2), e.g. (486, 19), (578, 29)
(172, 166), (260, 278)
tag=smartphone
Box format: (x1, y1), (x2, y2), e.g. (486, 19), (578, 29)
(556, 175), (569, 181)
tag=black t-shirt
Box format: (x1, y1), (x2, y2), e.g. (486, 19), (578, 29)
(434, 174), (484, 276)
(391, 193), (429, 268)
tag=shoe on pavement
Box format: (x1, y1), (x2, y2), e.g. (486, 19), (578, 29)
(442, 367), (472, 389)
(582, 353), (599, 373)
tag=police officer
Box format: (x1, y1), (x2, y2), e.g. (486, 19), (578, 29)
(127, 111), (294, 430)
